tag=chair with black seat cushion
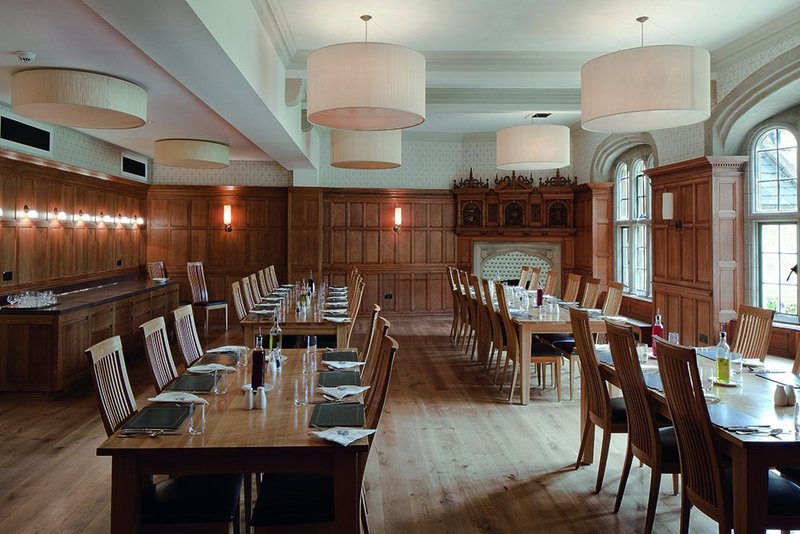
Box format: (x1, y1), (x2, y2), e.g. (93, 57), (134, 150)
(606, 320), (680, 534)
(731, 304), (775, 362)
(85, 335), (242, 533)
(580, 277), (602, 308)
(187, 261), (228, 332)
(232, 281), (248, 321)
(256, 269), (270, 299)
(172, 304), (205, 368)
(527, 266), (542, 291)
(517, 265), (531, 288)
(655, 336), (800, 533)
(140, 316), (178, 394)
(562, 273), (581, 302)
(146, 261), (167, 280)
(570, 308), (628, 493)
(543, 269), (558, 296)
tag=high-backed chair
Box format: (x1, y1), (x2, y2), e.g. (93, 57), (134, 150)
(731, 304), (775, 361)
(85, 336), (242, 532)
(172, 304), (204, 368)
(454, 270), (472, 349)
(543, 269), (558, 295)
(496, 282), (564, 403)
(602, 281), (625, 316)
(562, 273), (581, 302)
(187, 262), (228, 332)
(460, 270), (479, 359)
(655, 337), (800, 533)
(267, 265), (279, 290)
(482, 277), (507, 381)
(527, 266), (542, 290)
(447, 267), (462, 342)
(359, 305), (382, 364)
(345, 279), (366, 347)
(362, 317), (392, 409)
(470, 273), (492, 364)
(606, 320), (679, 534)
(146, 261), (166, 280)
(232, 281), (248, 321)
(256, 269), (270, 298)
(249, 273), (264, 302)
(571, 308), (628, 493)
(518, 265), (531, 288)
(580, 277), (602, 308)
(241, 276), (257, 311)
(140, 316), (178, 394)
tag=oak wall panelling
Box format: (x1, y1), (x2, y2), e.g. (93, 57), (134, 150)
(572, 182), (614, 292)
(146, 186), (288, 308)
(287, 187), (322, 282)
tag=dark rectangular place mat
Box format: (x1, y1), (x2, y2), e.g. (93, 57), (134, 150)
(310, 403), (365, 428)
(707, 404), (766, 429)
(197, 353), (238, 366)
(318, 371), (361, 387)
(122, 405), (190, 431)
(166, 374), (216, 392)
(754, 372), (800, 388)
(322, 351), (359, 362)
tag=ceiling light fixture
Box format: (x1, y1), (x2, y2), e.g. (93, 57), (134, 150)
(496, 116), (570, 170)
(11, 69), (147, 129)
(307, 15), (426, 131)
(581, 16), (710, 133)
(330, 129), (402, 169)
(154, 139), (230, 169)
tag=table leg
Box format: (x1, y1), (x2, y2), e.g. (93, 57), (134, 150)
(731, 446), (767, 533)
(110, 456), (138, 534)
(333, 452), (361, 534)
(579, 371), (595, 464)
(519, 325), (531, 405)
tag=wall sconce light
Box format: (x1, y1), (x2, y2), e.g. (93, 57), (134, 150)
(662, 192), (682, 230)
(74, 210), (91, 222)
(53, 208), (67, 221)
(98, 212), (112, 224)
(0, 208), (3, 217)
(135, 216), (144, 226)
(393, 206), (402, 233)
(223, 204), (232, 232)
(22, 205), (39, 219)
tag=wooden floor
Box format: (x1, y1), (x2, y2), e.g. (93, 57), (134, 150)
(0, 315), (789, 533)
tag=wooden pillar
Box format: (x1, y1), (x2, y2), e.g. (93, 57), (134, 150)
(287, 187), (323, 282)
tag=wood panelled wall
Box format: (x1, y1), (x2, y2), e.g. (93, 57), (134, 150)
(0, 154), (147, 294)
(573, 183), (614, 290)
(146, 186), (288, 304)
(322, 189), (457, 314)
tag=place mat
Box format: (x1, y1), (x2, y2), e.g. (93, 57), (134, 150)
(310, 403), (365, 428)
(323, 309), (348, 315)
(122, 405), (189, 431)
(322, 351), (359, 362)
(148, 391), (208, 404)
(165, 374), (216, 392)
(324, 316), (351, 323)
(187, 363), (237, 374)
(197, 353), (238, 366)
(708, 404), (767, 430)
(644, 373), (663, 392)
(311, 426), (376, 446)
(325, 302), (348, 308)
(206, 345), (246, 354)
(318, 371), (362, 387)
(318, 385), (369, 400)
(754, 372), (800, 388)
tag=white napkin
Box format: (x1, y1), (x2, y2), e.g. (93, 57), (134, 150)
(311, 427), (377, 446)
(318, 385), (370, 400)
(324, 360), (366, 370)
(251, 309), (274, 315)
(640, 364), (659, 373)
(323, 309), (348, 315)
(326, 302), (348, 308)
(188, 363), (237, 374)
(148, 391), (208, 404)
(324, 317), (351, 323)
(207, 345), (246, 354)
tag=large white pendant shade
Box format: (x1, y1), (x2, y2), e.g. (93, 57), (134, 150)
(154, 139), (229, 169)
(581, 45), (710, 133)
(330, 129), (401, 169)
(307, 42), (426, 131)
(496, 124), (570, 170)
(12, 69), (147, 129)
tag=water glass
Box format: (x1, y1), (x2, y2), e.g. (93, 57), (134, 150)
(293, 376), (309, 406)
(636, 343), (648, 364)
(307, 335), (317, 354)
(188, 403), (206, 435)
(667, 332), (680, 345)
(729, 352), (743, 382)
(238, 346), (249, 367)
(212, 368), (228, 395)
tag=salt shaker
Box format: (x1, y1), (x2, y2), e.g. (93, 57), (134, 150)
(256, 386), (267, 410)
(785, 386), (797, 406)
(774, 384), (788, 406)
(242, 385), (254, 410)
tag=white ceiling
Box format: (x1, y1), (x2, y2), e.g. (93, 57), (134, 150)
(0, 0), (799, 168)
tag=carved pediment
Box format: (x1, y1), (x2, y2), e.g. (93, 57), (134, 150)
(453, 167), (489, 189)
(538, 169), (577, 187)
(495, 171), (534, 190)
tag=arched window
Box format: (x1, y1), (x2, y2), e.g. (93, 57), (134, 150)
(615, 152), (652, 296)
(750, 127), (798, 322)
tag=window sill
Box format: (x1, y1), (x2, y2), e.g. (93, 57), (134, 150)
(621, 293), (652, 304)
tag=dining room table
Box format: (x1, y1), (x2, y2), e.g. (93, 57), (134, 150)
(96, 348), (368, 533)
(585, 344), (800, 533)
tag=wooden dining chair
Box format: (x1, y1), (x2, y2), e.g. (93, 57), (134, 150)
(361, 316), (391, 391)
(496, 282), (564, 403)
(232, 281), (248, 321)
(580, 277), (602, 308)
(256, 269), (270, 298)
(562, 273), (581, 302)
(447, 267), (462, 342)
(346, 279), (366, 347)
(594, 281), (625, 345)
(481, 277), (507, 382)
(146, 261), (166, 280)
(454, 270), (472, 349)
(249, 273), (264, 302)
(794, 340), (800, 374)
(731, 304), (775, 361)
(543, 269), (558, 295)
(172, 304), (204, 368)
(140, 316), (178, 394)
(187, 261), (228, 332)
(527, 266), (542, 290)
(655, 337), (800, 533)
(461, 270), (480, 359)
(241, 276), (257, 311)
(359, 305), (382, 363)
(518, 265), (531, 288)
(570, 308), (629, 493)
(267, 265), (279, 291)
(470, 273), (493, 365)
(85, 335), (243, 533)
(606, 320), (679, 534)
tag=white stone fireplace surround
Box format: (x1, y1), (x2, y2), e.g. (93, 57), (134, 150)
(472, 241), (561, 294)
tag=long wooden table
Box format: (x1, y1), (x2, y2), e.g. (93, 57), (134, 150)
(96, 349), (368, 533)
(241, 306), (349, 349)
(590, 349), (799, 533)
(511, 305), (607, 405)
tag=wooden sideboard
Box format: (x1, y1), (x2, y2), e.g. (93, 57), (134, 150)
(0, 279), (178, 393)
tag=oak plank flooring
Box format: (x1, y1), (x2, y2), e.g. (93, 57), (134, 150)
(0, 315), (782, 533)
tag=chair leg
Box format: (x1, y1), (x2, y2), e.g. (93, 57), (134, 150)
(569, 357), (575, 401)
(672, 473), (679, 495)
(643, 466), (662, 534)
(575, 420), (592, 469)
(679, 482), (691, 534)
(555, 359), (562, 402)
(205, 308), (210, 333)
(613, 443), (633, 507)
(597, 428), (614, 494)
(508, 361), (518, 403)
(495, 350), (508, 386)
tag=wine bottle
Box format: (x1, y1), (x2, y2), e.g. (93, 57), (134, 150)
(251, 327), (265, 389)
(308, 269), (315, 294)
(270, 316), (283, 368)
(651, 310), (664, 357)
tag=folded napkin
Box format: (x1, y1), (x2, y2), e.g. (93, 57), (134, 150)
(311, 426), (377, 446)
(324, 360), (367, 370)
(318, 385), (370, 400)
(325, 302), (348, 308)
(207, 345), (246, 354)
(251, 309), (274, 315)
(188, 363), (237, 374)
(323, 309), (348, 315)
(148, 391), (208, 404)
(324, 316), (351, 323)
(327, 297), (348, 302)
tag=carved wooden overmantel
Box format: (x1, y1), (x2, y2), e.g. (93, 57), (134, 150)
(452, 168), (578, 236)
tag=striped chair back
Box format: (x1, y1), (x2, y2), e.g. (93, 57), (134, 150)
(232, 281), (247, 321)
(172, 305), (204, 367)
(85, 336), (137, 436)
(186, 262), (209, 303)
(140, 316), (178, 394)
(146, 261), (166, 279)
(241, 276), (256, 311)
